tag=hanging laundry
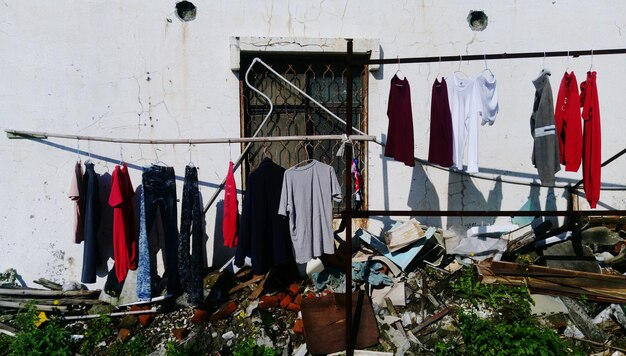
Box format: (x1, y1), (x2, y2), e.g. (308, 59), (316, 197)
(555, 72), (582, 172)
(384, 74), (415, 167)
(475, 71), (499, 126)
(428, 78), (454, 167)
(352, 158), (363, 209)
(530, 71), (560, 185)
(278, 160), (342, 264)
(222, 161), (239, 248)
(446, 73), (481, 173)
(580, 71), (602, 208)
(69, 161), (84, 244)
(137, 165), (180, 299)
(178, 165), (204, 304)
(108, 163), (137, 283)
(235, 158), (293, 275)
(81, 162), (100, 284)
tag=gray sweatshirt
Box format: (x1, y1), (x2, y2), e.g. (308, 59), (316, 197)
(530, 72), (560, 185)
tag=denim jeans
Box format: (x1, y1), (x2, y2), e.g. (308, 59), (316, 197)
(178, 165), (204, 304)
(81, 162), (100, 284)
(136, 165), (180, 300)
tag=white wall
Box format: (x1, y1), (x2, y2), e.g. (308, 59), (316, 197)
(1, 0), (625, 288)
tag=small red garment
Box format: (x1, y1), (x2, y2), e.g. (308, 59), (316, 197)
(580, 71), (602, 209)
(108, 164), (138, 282)
(554, 72), (582, 172)
(222, 161), (239, 248)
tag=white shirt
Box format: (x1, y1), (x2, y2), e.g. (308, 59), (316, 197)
(446, 73), (481, 173)
(475, 72), (499, 126)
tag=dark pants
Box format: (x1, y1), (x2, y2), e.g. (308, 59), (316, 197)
(81, 162), (100, 284)
(142, 165), (180, 296)
(178, 165), (204, 304)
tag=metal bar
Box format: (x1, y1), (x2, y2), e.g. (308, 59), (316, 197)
(344, 38), (354, 356)
(356, 48), (626, 65)
(352, 210), (626, 218)
(4, 129), (375, 145)
(572, 147), (626, 189)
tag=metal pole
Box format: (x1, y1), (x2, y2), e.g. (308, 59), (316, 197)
(345, 38), (355, 356)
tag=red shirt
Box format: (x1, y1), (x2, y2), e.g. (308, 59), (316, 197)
(580, 71), (602, 208)
(554, 72), (582, 172)
(223, 161), (239, 248)
(109, 164), (138, 281)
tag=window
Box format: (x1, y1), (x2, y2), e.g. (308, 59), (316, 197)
(240, 53), (368, 210)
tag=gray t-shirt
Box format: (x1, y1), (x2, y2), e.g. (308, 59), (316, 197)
(278, 160), (342, 263)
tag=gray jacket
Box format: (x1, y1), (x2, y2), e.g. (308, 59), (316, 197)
(531, 72), (560, 185)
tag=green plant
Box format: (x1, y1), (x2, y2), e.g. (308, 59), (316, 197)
(231, 338), (281, 356)
(107, 336), (150, 356)
(165, 340), (190, 356)
(9, 303), (75, 356)
(79, 315), (112, 354)
(0, 334), (12, 356)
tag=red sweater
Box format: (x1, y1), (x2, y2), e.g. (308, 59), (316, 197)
(580, 71), (602, 208)
(554, 72), (582, 172)
(109, 164), (137, 282)
(223, 161), (239, 247)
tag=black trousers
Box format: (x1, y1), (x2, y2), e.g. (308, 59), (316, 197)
(178, 165), (204, 304)
(142, 165), (181, 296)
(81, 162), (100, 284)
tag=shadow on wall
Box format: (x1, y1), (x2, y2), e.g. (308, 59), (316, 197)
(446, 173), (502, 236)
(212, 200), (235, 268)
(407, 163), (441, 228)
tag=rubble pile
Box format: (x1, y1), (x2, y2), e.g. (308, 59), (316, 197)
(2, 216), (626, 355)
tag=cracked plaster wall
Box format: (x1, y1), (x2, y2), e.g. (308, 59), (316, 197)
(1, 0), (626, 288)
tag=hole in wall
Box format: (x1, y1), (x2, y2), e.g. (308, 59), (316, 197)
(467, 10), (488, 31)
(176, 1), (197, 22)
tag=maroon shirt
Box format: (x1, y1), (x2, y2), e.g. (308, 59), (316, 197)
(384, 75), (415, 167)
(428, 78), (454, 167)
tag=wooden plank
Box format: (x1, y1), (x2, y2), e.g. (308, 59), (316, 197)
(248, 272), (269, 301)
(411, 307), (451, 334)
(32, 278), (62, 291)
(0, 288), (101, 298)
(0, 297), (103, 306)
(0, 300), (68, 312)
(228, 275), (265, 294)
(489, 260), (626, 286)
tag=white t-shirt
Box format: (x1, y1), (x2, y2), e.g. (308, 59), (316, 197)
(476, 72), (499, 126)
(278, 160), (342, 263)
(446, 73), (481, 173)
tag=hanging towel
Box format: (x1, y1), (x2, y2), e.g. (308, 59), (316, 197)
(223, 161), (239, 248)
(580, 71), (602, 208)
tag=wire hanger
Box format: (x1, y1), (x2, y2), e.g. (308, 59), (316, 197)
(76, 138), (81, 163)
(395, 56), (405, 80)
(153, 146), (166, 167)
(262, 144), (272, 159)
(188, 142), (195, 168)
(565, 50), (570, 73)
(295, 142), (314, 167)
(119, 144), (124, 166)
(454, 54), (469, 79)
(589, 49), (594, 71)
(85, 139), (93, 164)
(535, 51), (551, 80)
(435, 56), (443, 82)
(482, 54), (494, 77)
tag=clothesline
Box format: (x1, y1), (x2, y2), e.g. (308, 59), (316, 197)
(351, 47), (626, 65)
(4, 129), (376, 145)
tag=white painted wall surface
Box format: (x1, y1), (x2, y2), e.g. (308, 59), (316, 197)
(1, 0), (625, 288)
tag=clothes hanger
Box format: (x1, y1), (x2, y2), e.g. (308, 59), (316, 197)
(481, 54), (494, 78)
(153, 146), (167, 167)
(435, 56), (443, 83)
(84, 139), (93, 164)
(119, 144), (125, 166)
(534, 52), (551, 81)
(565, 50), (570, 73)
(262, 145), (272, 160)
(76, 138), (81, 163)
(453, 54), (469, 80)
(589, 49), (594, 72)
(295, 142), (315, 167)
(187, 142), (195, 168)
(394, 56), (405, 81)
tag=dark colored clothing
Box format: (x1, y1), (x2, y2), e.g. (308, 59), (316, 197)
(81, 162), (100, 284)
(555, 72), (582, 172)
(580, 71), (602, 208)
(69, 161), (84, 244)
(428, 78), (454, 167)
(531, 72), (560, 185)
(178, 165), (204, 304)
(384, 74), (415, 167)
(109, 164), (137, 282)
(142, 165), (181, 296)
(235, 158), (293, 275)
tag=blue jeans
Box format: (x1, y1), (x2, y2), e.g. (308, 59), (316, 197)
(136, 165), (180, 300)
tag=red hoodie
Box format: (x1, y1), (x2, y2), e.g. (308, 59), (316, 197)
(580, 71), (602, 208)
(554, 72), (583, 172)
